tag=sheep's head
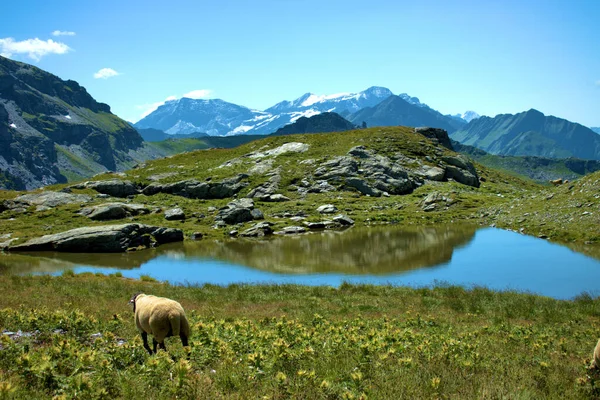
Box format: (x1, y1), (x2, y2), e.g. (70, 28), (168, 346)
(129, 293), (143, 312)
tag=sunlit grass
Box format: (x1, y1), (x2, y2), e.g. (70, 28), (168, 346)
(0, 275), (599, 398)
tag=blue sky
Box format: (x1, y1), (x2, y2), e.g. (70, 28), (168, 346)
(1, 0), (599, 127)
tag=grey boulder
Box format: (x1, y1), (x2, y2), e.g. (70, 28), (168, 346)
(79, 203), (150, 221)
(85, 180), (139, 198)
(8, 223), (183, 253)
(164, 208), (186, 221)
(240, 222), (274, 237)
(15, 192), (92, 208)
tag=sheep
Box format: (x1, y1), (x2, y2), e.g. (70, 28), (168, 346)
(129, 293), (190, 355)
(550, 178), (563, 186)
(591, 339), (600, 369)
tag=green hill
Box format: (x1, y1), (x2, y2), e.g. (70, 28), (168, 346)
(450, 109), (600, 160)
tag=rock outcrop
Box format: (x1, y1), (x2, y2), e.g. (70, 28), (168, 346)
(81, 179), (139, 198)
(215, 198), (263, 225)
(14, 191), (92, 208)
(164, 208), (185, 221)
(442, 155), (480, 188)
(414, 127), (454, 150)
(142, 175), (248, 199)
(79, 202), (150, 221)
(7, 223), (183, 253)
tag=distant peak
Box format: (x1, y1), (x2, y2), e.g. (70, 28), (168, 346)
(525, 108), (544, 116)
(362, 86), (393, 97)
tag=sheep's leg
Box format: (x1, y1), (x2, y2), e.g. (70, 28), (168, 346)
(181, 334), (190, 360)
(160, 341), (167, 351)
(180, 334), (189, 347)
(141, 332), (152, 355)
(152, 337), (159, 354)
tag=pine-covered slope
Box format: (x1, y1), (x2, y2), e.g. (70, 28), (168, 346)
(0, 56), (145, 189)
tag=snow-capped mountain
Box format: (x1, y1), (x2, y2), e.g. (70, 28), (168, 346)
(449, 111), (481, 124)
(135, 98), (267, 136)
(266, 86), (393, 115)
(461, 111), (481, 123)
(134, 86), (448, 136)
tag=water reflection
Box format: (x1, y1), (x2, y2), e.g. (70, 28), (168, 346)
(0, 225), (477, 276)
(192, 225), (477, 274)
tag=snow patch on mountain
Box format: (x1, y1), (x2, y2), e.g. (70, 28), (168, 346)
(461, 111), (481, 122)
(165, 120), (201, 135)
(301, 92), (355, 107)
(289, 109), (321, 123)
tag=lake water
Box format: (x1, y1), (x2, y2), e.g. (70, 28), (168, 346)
(1, 225), (599, 300)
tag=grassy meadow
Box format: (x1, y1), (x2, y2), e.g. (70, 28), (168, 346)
(1, 127), (600, 398)
(1, 275), (600, 399)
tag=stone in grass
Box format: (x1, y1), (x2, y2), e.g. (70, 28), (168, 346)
(260, 194), (290, 202)
(303, 221), (326, 230)
(275, 226), (307, 235)
(240, 222), (274, 237)
(164, 208), (185, 221)
(317, 204), (337, 214)
(190, 232), (203, 240)
(251, 209), (265, 220)
(332, 214), (354, 226)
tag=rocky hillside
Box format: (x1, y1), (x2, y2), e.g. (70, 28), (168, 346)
(0, 126), (503, 249)
(2, 126), (597, 258)
(273, 112), (358, 135)
(0, 56), (146, 189)
(592, 127), (600, 135)
(450, 109), (600, 160)
(347, 95), (465, 133)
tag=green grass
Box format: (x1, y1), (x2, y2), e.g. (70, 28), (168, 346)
(0, 275), (599, 399)
(147, 138), (211, 154)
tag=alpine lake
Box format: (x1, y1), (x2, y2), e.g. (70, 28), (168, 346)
(1, 225), (599, 300)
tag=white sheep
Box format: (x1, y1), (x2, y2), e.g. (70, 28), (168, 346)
(129, 293), (190, 355)
(591, 339), (600, 369)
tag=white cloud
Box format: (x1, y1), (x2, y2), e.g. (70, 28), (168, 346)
(182, 89), (212, 99)
(52, 30), (76, 37)
(93, 68), (120, 79)
(134, 90), (212, 121)
(0, 37), (71, 61)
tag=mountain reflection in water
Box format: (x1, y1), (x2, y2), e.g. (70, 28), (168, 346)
(0, 225), (477, 276)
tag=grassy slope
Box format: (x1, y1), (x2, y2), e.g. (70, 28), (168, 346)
(2, 126), (599, 258)
(1, 275), (600, 399)
(0, 126), (538, 245)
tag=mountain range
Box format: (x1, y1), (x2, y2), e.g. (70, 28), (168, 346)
(592, 127), (600, 135)
(134, 86), (476, 137)
(0, 55), (153, 189)
(450, 109), (600, 160)
(3, 55), (600, 190)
